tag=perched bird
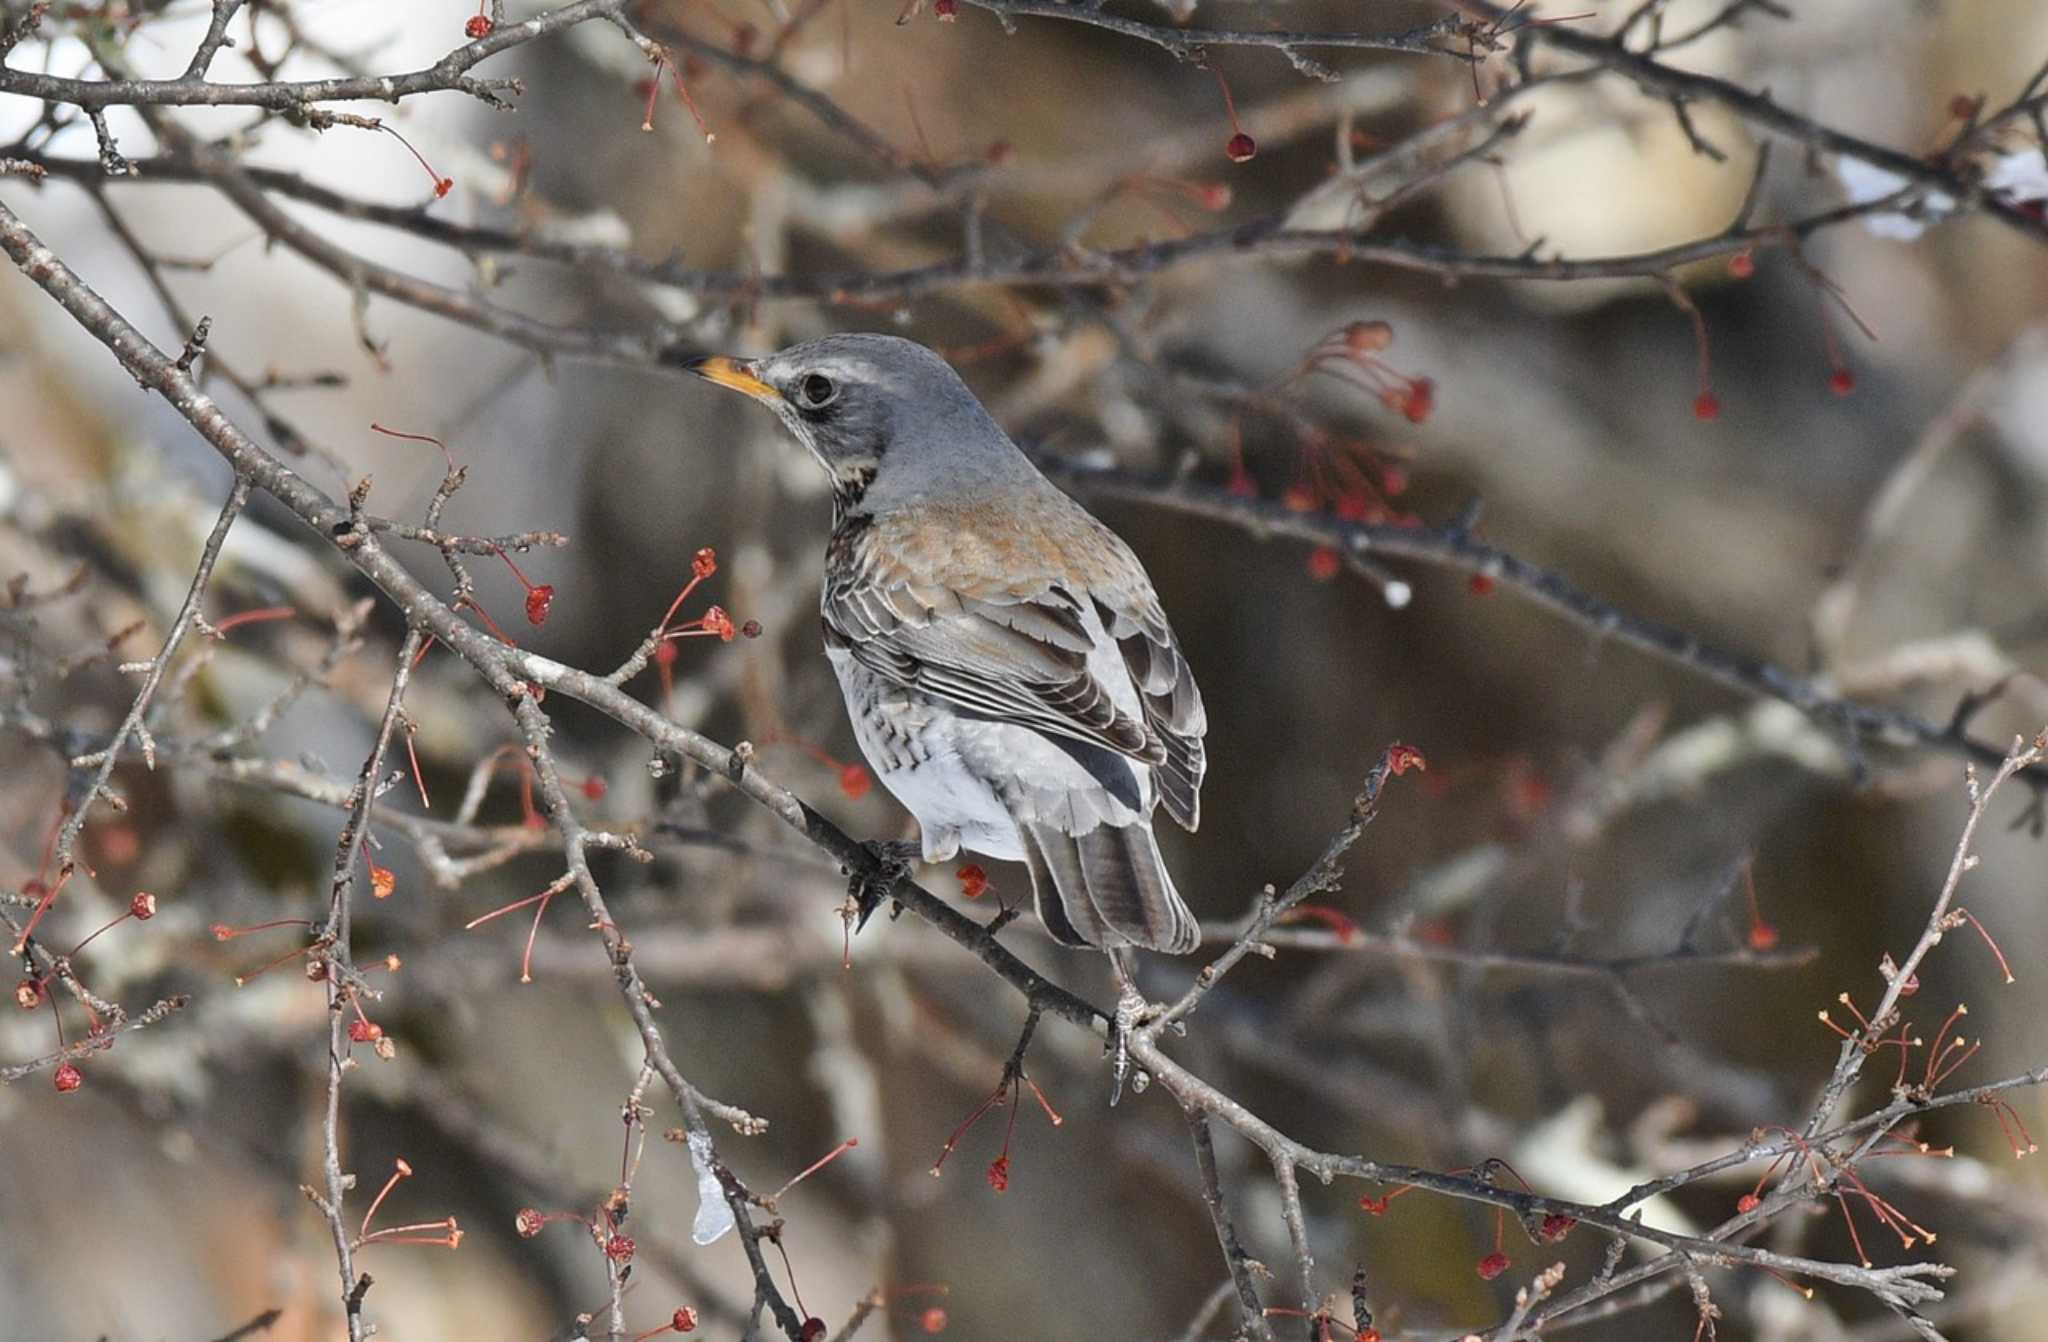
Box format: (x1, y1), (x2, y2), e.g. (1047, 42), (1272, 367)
(686, 334), (1207, 954)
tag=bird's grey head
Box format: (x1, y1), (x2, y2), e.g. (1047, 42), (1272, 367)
(685, 333), (1034, 515)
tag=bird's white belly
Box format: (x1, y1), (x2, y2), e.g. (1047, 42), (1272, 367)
(827, 648), (1025, 862)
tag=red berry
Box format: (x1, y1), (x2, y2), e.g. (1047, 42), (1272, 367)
(53, 1062), (83, 1092)
(465, 13), (494, 39)
(1225, 131), (1257, 163)
(370, 864), (396, 900)
(1748, 922), (1780, 951)
(957, 863), (989, 899)
(1467, 573), (1497, 596)
(1829, 368), (1855, 396)
(1395, 377), (1434, 424)
(1538, 1213), (1576, 1242)
(1193, 182), (1232, 211)
(525, 583), (555, 625)
(672, 1308), (699, 1333)
(1693, 392), (1721, 421)
(582, 776), (608, 801)
(606, 1234), (636, 1262)
(434, 177), (454, 199)
(1727, 250), (1755, 279)
(800, 1322), (826, 1342)
(514, 1207), (546, 1238)
(15, 979), (42, 1011)
(986, 1155), (1010, 1192)
(1476, 1251), (1510, 1280)
(1306, 547), (1342, 581)
(1737, 1193), (1761, 1213)
(934, 0), (958, 17)
(740, 620), (762, 639)
(1385, 744), (1427, 776)
(129, 891), (158, 920)
(348, 1019), (382, 1043)
(692, 547), (717, 580)
(920, 1307), (948, 1334)
(839, 763), (871, 800)
(1280, 484), (1317, 512)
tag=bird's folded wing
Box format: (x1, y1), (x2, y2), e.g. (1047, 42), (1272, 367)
(822, 574), (1165, 766)
(1091, 588), (1207, 832)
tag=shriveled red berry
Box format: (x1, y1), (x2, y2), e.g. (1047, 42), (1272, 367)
(515, 1207), (546, 1237)
(348, 1019), (382, 1043)
(800, 1321), (826, 1342)
(465, 13), (494, 39)
(370, 864), (396, 900)
(934, 0), (958, 17)
(957, 863), (989, 899)
(1737, 1193), (1761, 1213)
(1386, 744), (1427, 776)
(53, 1062), (83, 1092)
(129, 891), (158, 920)
(525, 584), (555, 625)
(1225, 131), (1257, 163)
(1693, 392), (1721, 421)
(1395, 377), (1434, 424)
(433, 177), (454, 199)
(606, 1234), (635, 1263)
(1538, 1213), (1576, 1242)
(692, 547), (717, 581)
(986, 1155), (1010, 1192)
(15, 979), (41, 1011)
(740, 620), (762, 639)
(1476, 1251), (1510, 1280)
(672, 1307), (699, 1333)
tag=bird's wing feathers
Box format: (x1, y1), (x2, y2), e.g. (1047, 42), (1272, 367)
(824, 493), (1207, 820)
(1093, 591), (1207, 831)
(824, 573), (1163, 764)
(823, 495), (1204, 819)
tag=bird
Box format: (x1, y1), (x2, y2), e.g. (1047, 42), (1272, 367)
(685, 333), (1207, 956)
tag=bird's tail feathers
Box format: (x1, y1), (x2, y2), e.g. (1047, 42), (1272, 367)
(1019, 822), (1198, 954)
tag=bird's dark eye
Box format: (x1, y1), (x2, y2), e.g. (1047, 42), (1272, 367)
(796, 373), (838, 409)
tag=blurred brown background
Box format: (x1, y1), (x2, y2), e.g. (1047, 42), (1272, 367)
(3, 1), (2047, 1339)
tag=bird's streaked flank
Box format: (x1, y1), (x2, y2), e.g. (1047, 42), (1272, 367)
(687, 334), (1207, 954)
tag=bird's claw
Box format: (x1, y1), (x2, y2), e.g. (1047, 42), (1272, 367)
(1107, 979), (1156, 1107)
(844, 839), (919, 933)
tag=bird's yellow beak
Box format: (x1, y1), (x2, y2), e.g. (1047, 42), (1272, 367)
(684, 355), (781, 404)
